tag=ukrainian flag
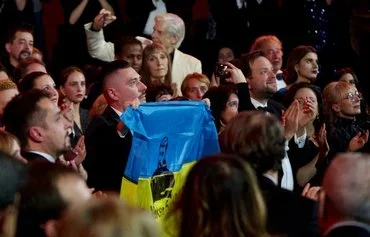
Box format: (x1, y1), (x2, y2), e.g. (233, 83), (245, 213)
(120, 101), (220, 220)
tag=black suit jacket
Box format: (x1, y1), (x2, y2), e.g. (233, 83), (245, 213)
(237, 82), (284, 119)
(84, 106), (132, 193)
(259, 175), (319, 237)
(21, 151), (52, 163)
(326, 224), (370, 237)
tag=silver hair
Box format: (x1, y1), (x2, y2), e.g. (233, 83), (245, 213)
(323, 153), (370, 223)
(155, 13), (185, 49)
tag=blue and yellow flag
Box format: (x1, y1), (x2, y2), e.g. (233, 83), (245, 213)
(120, 101), (219, 220)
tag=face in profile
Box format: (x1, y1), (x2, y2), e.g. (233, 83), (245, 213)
(61, 71), (86, 104)
(114, 68), (147, 103)
(152, 21), (173, 51)
(38, 98), (72, 156)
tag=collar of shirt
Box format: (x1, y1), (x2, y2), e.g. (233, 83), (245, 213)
(28, 151), (56, 163)
(324, 221), (370, 236)
(236, 0), (246, 9)
(111, 106), (123, 117)
(263, 173), (278, 186)
(251, 97), (268, 108)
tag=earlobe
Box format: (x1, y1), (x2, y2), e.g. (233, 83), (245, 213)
(294, 64), (299, 74)
(29, 127), (44, 143)
(59, 86), (66, 96)
(246, 78), (252, 90)
(106, 88), (118, 101)
(332, 103), (341, 113)
(5, 43), (11, 54)
(43, 219), (59, 237)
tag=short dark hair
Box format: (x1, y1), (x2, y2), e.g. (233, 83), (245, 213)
(219, 111), (286, 174)
(101, 60), (131, 90)
(2, 89), (49, 147)
(7, 24), (34, 43)
(239, 50), (265, 78)
(114, 36), (142, 57)
(0, 151), (26, 210)
(16, 162), (81, 237)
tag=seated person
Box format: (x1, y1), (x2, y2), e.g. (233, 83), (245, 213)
(181, 73), (210, 101)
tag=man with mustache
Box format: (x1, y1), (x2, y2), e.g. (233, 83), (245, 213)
(84, 60), (147, 193)
(2, 89), (73, 163)
(3, 24), (34, 75)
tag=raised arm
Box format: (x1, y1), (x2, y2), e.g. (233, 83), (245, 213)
(69, 0), (89, 25)
(84, 9), (117, 62)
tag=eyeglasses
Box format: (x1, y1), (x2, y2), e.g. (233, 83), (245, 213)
(343, 91), (362, 102)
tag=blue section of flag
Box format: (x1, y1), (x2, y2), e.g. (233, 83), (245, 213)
(121, 101), (220, 183)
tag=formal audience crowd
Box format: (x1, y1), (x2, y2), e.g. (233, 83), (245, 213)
(0, 1), (370, 236)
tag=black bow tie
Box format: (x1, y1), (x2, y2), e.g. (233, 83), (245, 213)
(276, 73), (283, 81)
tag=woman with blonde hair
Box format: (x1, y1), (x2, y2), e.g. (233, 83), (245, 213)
(323, 80), (369, 157)
(166, 153), (269, 237)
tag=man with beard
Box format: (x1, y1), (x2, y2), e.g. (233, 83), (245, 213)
(230, 50), (284, 119)
(222, 51), (307, 191)
(84, 60), (147, 193)
(2, 89), (72, 163)
(3, 24), (34, 75)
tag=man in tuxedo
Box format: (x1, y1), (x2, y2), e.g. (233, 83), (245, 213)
(219, 111), (319, 237)
(320, 153), (370, 237)
(84, 60), (147, 193)
(2, 89), (72, 163)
